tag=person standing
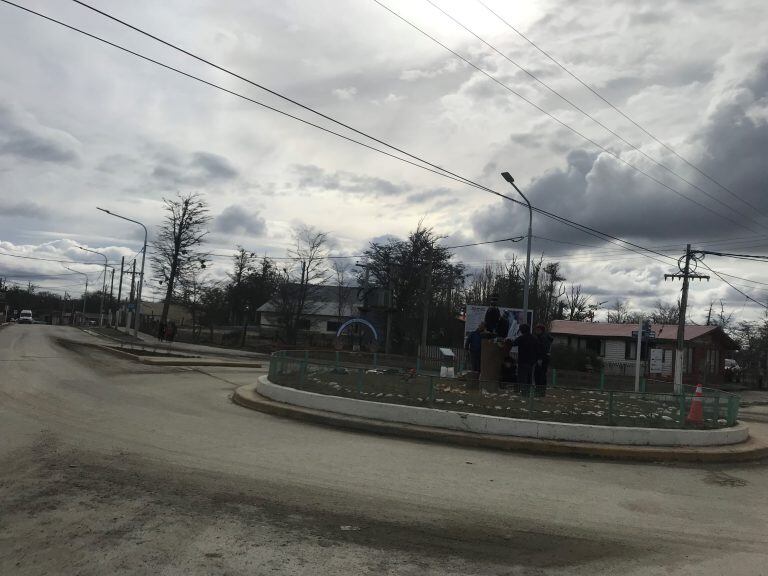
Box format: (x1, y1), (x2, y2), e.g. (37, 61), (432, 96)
(484, 295), (501, 336)
(533, 324), (554, 397)
(512, 324), (540, 397)
(465, 322), (489, 372)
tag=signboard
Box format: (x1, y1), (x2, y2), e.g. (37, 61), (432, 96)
(632, 330), (656, 339)
(464, 305), (533, 341)
(127, 303), (136, 312)
(650, 348), (664, 373)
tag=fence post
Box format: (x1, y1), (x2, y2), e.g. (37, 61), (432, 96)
(428, 376), (435, 404)
(335, 350), (340, 369)
(727, 395), (738, 426)
(303, 350), (309, 361)
(416, 356), (421, 372)
(528, 383), (535, 414)
(599, 369), (605, 392)
(356, 368), (364, 394)
(712, 393), (720, 423)
(608, 390), (614, 425)
(299, 360), (307, 387)
(640, 377), (646, 393)
(552, 368), (557, 388)
(373, 352), (378, 367)
(678, 393), (687, 428)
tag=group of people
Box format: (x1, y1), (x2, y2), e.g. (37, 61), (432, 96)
(465, 314), (553, 397)
(156, 321), (177, 343)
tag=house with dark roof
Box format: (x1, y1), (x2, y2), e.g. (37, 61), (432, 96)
(549, 320), (738, 386)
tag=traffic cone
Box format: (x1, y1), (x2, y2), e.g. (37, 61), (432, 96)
(686, 383), (704, 425)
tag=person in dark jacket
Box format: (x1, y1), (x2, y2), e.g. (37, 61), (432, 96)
(465, 322), (489, 372)
(533, 324), (554, 397)
(512, 324), (540, 397)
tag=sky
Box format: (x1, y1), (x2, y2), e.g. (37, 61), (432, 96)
(1, 0), (768, 323)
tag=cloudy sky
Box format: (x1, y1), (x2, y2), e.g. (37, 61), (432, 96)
(1, 0), (767, 322)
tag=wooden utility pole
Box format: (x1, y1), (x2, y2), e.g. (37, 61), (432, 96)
(664, 244), (709, 393)
(116, 256), (124, 325)
(420, 254), (433, 350)
(129, 259), (136, 303)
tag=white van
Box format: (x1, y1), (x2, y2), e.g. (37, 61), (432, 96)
(18, 310), (34, 324)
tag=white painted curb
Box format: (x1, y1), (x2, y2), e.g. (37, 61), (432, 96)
(257, 376), (749, 447)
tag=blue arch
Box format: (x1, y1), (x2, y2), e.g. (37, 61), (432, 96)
(336, 318), (379, 341)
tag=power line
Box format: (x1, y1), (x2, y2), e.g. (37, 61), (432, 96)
(423, 0), (767, 232)
(372, 0), (760, 233)
(700, 261), (768, 309)
(60, 0), (687, 264)
(6, 1), (675, 269)
(0, 250), (104, 265)
(476, 0), (767, 219)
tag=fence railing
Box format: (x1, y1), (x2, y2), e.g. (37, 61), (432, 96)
(268, 354), (740, 430)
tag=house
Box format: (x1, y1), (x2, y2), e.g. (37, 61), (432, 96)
(549, 320), (738, 386)
(257, 285), (361, 342)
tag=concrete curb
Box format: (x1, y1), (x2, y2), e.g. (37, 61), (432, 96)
(232, 385), (768, 463)
(74, 339), (262, 369)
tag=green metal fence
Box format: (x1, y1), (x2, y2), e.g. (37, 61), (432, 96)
(268, 354), (740, 430)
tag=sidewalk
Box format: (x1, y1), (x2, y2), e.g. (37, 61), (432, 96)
(112, 326), (270, 360)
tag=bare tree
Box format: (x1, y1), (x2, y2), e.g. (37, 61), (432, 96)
(607, 299), (629, 323)
(275, 225), (330, 343)
(651, 299), (680, 324)
(151, 192), (211, 325)
(562, 284), (591, 321)
(332, 260), (354, 322)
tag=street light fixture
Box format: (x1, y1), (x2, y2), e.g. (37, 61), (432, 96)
(96, 207), (148, 338)
(78, 246), (108, 327)
(500, 172), (533, 325)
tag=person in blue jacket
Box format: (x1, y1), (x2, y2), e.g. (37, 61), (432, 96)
(465, 321), (490, 372)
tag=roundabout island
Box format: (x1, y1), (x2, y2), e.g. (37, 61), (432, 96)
(234, 350), (768, 462)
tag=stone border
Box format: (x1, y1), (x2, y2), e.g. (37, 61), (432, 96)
(256, 376), (748, 447)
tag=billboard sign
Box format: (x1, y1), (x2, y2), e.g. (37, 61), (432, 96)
(464, 304), (533, 341)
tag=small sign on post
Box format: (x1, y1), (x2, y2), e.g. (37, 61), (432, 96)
(439, 347), (455, 378)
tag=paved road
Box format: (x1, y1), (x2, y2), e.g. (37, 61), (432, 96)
(1, 325), (767, 575)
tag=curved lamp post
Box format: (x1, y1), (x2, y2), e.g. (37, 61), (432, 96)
(96, 207), (148, 338)
(500, 172), (533, 324)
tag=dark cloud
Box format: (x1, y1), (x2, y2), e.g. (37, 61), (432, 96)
(151, 150), (239, 187)
(0, 102), (79, 163)
(405, 187), (452, 204)
(473, 57), (768, 248)
(213, 205), (267, 237)
(292, 164), (410, 197)
(3, 201), (50, 219)
(191, 152), (239, 180)
(696, 58), (768, 214)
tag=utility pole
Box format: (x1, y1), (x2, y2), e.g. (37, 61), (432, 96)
(385, 266), (395, 355)
(129, 259), (136, 330)
(420, 251), (433, 350)
(108, 267), (115, 326)
(116, 256), (124, 326)
(664, 244), (709, 393)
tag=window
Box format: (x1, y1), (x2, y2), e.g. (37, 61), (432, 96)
(586, 338), (602, 356)
(326, 320), (342, 333)
(625, 341), (636, 360)
(706, 349), (719, 374)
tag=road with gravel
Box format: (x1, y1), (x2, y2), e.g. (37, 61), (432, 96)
(1, 324), (767, 575)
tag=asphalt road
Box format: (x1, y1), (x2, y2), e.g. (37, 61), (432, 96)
(1, 325), (767, 575)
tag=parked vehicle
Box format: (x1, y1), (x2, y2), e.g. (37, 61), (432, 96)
(17, 310), (34, 324)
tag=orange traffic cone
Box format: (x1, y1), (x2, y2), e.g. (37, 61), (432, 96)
(686, 383), (704, 425)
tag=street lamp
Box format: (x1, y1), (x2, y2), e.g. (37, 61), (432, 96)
(78, 246), (108, 327)
(65, 267), (88, 325)
(500, 172), (533, 325)
(96, 207), (148, 338)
